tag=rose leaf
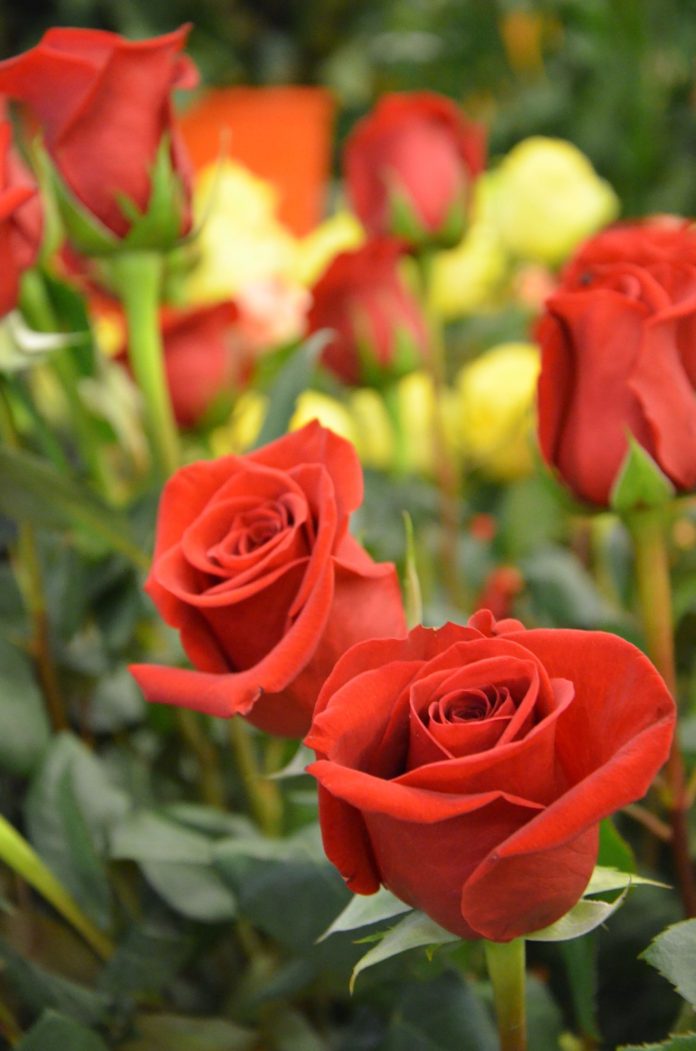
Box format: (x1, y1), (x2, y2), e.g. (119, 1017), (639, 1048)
(640, 918), (696, 1010)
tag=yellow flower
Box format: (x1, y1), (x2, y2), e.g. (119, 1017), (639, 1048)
(209, 390), (268, 456)
(187, 161), (299, 303)
(492, 137), (619, 266)
(289, 391), (357, 445)
(456, 342), (540, 480)
(293, 211), (365, 287)
(430, 175), (509, 319)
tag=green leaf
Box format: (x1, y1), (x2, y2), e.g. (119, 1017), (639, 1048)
(0, 815), (111, 959)
(0, 446), (148, 569)
(254, 331), (329, 447)
(215, 825), (350, 950)
(598, 817), (636, 873)
(318, 886), (412, 942)
(0, 638), (50, 776)
(585, 866), (668, 896)
(561, 936), (599, 1041)
(610, 435), (676, 513)
(120, 1013), (256, 1051)
(350, 910), (457, 991)
(618, 1037), (696, 1050)
(527, 887), (629, 942)
(98, 920), (194, 1000)
(0, 939), (112, 1026)
(110, 810), (214, 865)
(109, 810), (236, 921)
(140, 860), (237, 922)
(641, 919), (696, 1009)
(383, 971), (498, 1051)
(266, 743), (314, 780)
(17, 1010), (109, 1051)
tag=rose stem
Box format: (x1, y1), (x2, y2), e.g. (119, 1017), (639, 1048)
(0, 996), (22, 1047)
(484, 937), (527, 1051)
(381, 381), (409, 477)
(0, 381), (67, 731)
(228, 719), (283, 836)
(109, 251), (179, 481)
(109, 251), (231, 807)
(414, 251), (468, 611)
(627, 506), (696, 916)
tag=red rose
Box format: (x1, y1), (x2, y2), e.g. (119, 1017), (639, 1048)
(0, 26), (197, 238)
(537, 219), (696, 505)
(306, 612), (674, 942)
(308, 240), (429, 386)
(345, 92), (485, 248)
(115, 301), (240, 429)
(0, 121), (42, 317)
(130, 422), (406, 737)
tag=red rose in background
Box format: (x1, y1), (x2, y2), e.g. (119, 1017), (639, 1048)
(308, 240), (429, 386)
(130, 422), (406, 737)
(0, 26), (197, 238)
(0, 121), (42, 317)
(537, 219), (696, 505)
(345, 92), (485, 248)
(116, 301), (239, 429)
(307, 613), (674, 942)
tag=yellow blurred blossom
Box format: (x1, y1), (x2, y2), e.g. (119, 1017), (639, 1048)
(187, 161), (299, 303)
(429, 175), (509, 319)
(292, 211), (365, 286)
(456, 342), (540, 480)
(290, 390), (357, 445)
(492, 137), (619, 266)
(209, 389), (268, 457)
(350, 372), (458, 476)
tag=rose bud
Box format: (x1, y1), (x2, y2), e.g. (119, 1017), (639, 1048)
(345, 92), (485, 250)
(0, 121), (42, 317)
(306, 612), (674, 942)
(0, 26), (197, 251)
(537, 218), (696, 506)
(308, 239), (429, 387)
(130, 421), (406, 737)
(113, 300), (239, 429)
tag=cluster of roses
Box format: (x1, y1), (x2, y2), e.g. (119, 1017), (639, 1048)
(0, 24), (685, 944)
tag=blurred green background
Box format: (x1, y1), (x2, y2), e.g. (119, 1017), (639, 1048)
(3, 0), (696, 217)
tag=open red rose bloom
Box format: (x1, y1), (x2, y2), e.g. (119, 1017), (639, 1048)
(130, 422), (406, 737)
(306, 612), (675, 942)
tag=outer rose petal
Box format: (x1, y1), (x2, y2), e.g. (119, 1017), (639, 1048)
(539, 288), (655, 505)
(307, 621), (675, 940)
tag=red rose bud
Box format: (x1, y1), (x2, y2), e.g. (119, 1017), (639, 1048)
(0, 26), (197, 251)
(116, 300), (240, 429)
(537, 219), (696, 506)
(0, 121), (42, 317)
(308, 240), (429, 387)
(306, 614), (674, 942)
(130, 422), (406, 737)
(345, 92), (486, 250)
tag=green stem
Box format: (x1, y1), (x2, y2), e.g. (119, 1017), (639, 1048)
(382, 381), (408, 477)
(0, 996), (22, 1046)
(484, 938), (527, 1051)
(109, 252), (179, 480)
(176, 709), (226, 810)
(228, 719), (283, 836)
(413, 251), (467, 611)
(0, 383), (67, 732)
(627, 507), (696, 916)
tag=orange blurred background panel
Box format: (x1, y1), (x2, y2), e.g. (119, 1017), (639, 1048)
(180, 86), (335, 236)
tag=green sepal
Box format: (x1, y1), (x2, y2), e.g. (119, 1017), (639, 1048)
(387, 180), (466, 250)
(33, 136), (188, 257)
(610, 435), (675, 513)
